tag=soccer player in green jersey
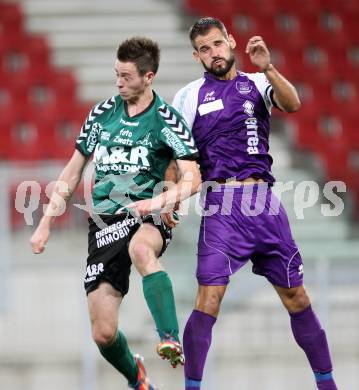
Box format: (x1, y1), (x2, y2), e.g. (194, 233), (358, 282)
(30, 37), (201, 390)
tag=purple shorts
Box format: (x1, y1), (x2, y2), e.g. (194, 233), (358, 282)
(197, 183), (303, 288)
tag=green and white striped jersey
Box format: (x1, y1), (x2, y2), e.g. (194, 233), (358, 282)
(76, 92), (198, 214)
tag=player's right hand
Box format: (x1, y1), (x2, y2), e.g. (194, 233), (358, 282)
(245, 36), (271, 72)
(161, 211), (179, 229)
(30, 224), (50, 254)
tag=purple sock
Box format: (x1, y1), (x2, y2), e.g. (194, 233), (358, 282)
(183, 310), (216, 389)
(290, 305), (337, 390)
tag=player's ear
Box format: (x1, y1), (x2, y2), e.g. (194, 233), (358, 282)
(193, 50), (200, 63)
(228, 34), (236, 50)
(144, 71), (155, 85)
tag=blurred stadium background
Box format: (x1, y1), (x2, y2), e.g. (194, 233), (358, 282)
(1, 0), (359, 389)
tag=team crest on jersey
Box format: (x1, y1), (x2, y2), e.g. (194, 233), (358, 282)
(101, 131), (110, 141)
(236, 81), (252, 95)
(136, 132), (153, 148)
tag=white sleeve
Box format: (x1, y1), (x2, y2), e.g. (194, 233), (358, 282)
(172, 78), (205, 129)
(246, 72), (275, 114)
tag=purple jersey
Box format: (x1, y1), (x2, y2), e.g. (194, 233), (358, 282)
(173, 71), (276, 184)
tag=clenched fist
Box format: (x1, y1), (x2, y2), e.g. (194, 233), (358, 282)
(30, 223), (50, 254)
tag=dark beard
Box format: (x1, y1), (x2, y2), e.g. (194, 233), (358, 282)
(203, 54), (235, 77)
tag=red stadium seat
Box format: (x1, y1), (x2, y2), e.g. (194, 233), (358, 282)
(0, 3), (23, 36)
(278, 46), (335, 82)
(49, 105), (88, 160)
(273, 12), (307, 48)
(232, 0), (319, 18)
(0, 79), (13, 115)
(232, 0), (286, 18)
(237, 13), (305, 49)
(318, 0), (359, 16)
(9, 68), (78, 120)
(294, 113), (344, 149)
(24, 35), (50, 73)
(319, 140), (351, 181)
(0, 109), (15, 159)
(293, 112), (350, 181)
(10, 74), (58, 119)
(341, 113), (359, 149)
(301, 12), (348, 49)
(292, 115), (319, 151)
(306, 79), (359, 120)
(52, 70), (78, 101)
(332, 80), (358, 116)
(0, 34), (51, 81)
(274, 0), (322, 16)
(1, 95), (87, 162)
(291, 81), (319, 118)
(4, 111), (54, 160)
(233, 12), (306, 50)
(232, 0), (324, 18)
(185, 0), (234, 15)
(231, 14), (258, 46)
(0, 35), (28, 79)
(328, 46), (359, 81)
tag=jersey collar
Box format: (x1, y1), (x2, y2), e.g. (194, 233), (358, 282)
(122, 91), (158, 119)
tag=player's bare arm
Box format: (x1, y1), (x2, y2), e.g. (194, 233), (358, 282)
(246, 35), (301, 113)
(161, 160), (181, 228)
(127, 159), (201, 217)
(30, 150), (89, 254)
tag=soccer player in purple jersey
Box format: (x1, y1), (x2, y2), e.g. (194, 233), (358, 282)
(172, 17), (338, 390)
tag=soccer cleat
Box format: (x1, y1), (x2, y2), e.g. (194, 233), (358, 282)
(156, 338), (185, 368)
(131, 354), (157, 390)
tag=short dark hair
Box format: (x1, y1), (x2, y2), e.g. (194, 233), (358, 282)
(189, 17), (228, 48)
(116, 37), (160, 76)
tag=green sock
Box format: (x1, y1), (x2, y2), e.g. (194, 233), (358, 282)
(99, 330), (138, 386)
(143, 271), (180, 342)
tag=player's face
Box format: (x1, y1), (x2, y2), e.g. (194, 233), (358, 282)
(115, 60), (153, 103)
(193, 27), (236, 77)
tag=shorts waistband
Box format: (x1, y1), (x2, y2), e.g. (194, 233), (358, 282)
(88, 212), (137, 225)
(214, 177), (265, 185)
(204, 182), (271, 198)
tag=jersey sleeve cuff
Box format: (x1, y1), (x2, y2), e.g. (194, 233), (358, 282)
(268, 87), (281, 110)
(177, 152), (199, 161)
(75, 142), (91, 157)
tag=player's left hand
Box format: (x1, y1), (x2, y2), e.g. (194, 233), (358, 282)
(245, 36), (271, 72)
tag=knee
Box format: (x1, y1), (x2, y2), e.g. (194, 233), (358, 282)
(92, 322), (117, 348)
(130, 242), (160, 276)
(196, 290), (224, 317)
(283, 287), (311, 313)
(130, 242), (151, 266)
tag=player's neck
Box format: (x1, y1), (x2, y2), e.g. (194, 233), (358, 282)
(217, 66), (237, 81)
(126, 88), (154, 117)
